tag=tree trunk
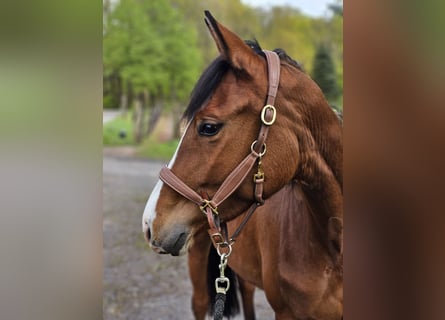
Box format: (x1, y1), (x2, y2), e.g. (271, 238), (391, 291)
(172, 102), (184, 139)
(133, 95), (145, 144)
(145, 95), (163, 137)
(119, 93), (127, 117)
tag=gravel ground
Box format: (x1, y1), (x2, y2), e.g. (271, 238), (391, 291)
(103, 149), (274, 319)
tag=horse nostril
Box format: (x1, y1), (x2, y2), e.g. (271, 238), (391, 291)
(146, 228), (151, 241)
(143, 220), (151, 243)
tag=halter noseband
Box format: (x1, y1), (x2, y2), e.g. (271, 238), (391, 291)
(159, 50), (280, 250)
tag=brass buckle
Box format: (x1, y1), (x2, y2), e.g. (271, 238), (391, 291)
(254, 172), (264, 182)
(200, 199), (219, 215)
(209, 232), (225, 245)
(261, 105), (276, 125)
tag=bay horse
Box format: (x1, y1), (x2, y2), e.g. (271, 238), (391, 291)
(143, 11), (343, 319)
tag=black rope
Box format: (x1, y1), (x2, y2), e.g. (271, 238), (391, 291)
(213, 292), (226, 320)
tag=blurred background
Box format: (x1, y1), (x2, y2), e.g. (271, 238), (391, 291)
(102, 0), (343, 159)
(2, 0), (445, 319)
(102, 1), (343, 319)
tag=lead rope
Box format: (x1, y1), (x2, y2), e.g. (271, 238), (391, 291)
(213, 251), (231, 320)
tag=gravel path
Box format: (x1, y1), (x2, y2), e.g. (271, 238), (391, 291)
(103, 149), (274, 319)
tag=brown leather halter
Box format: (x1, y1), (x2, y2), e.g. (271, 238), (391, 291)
(159, 50), (280, 252)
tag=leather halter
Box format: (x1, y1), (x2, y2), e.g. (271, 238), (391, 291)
(159, 50), (280, 249)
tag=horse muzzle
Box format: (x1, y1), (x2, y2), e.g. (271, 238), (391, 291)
(144, 223), (189, 256)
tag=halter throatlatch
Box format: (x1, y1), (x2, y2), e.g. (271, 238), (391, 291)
(158, 50), (280, 316)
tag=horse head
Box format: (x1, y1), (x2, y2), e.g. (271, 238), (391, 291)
(143, 11), (342, 257)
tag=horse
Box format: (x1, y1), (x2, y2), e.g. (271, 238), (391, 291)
(142, 11), (343, 319)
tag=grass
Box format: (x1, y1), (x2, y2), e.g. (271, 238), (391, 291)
(137, 137), (179, 161)
(103, 111), (178, 161)
(103, 113), (135, 145)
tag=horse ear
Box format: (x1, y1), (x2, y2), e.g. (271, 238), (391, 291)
(204, 10), (261, 71)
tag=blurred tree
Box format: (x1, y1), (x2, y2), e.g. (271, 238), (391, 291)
(259, 6), (316, 71)
(311, 43), (340, 105)
(169, 0), (260, 65)
(327, 1), (343, 99)
(309, 1), (343, 107)
(103, 0), (343, 140)
(328, 3), (343, 17)
(103, 0), (201, 141)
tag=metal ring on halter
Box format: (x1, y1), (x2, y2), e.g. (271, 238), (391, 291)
(251, 140), (267, 157)
(217, 243), (232, 257)
(261, 105), (277, 125)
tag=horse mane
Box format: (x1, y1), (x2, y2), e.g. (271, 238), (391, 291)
(245, 39), (304, 72)
(184, 57), (230, 121)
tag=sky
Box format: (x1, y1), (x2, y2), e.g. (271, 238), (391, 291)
(241, 0), (339, 17)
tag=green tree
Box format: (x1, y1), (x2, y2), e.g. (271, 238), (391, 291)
(258, 6), (316, 71)
(168, 0), (261, 65)
(103, 0), (201, 142)
(328, 3), (343, 17)
(311, 44), (340, 106)
(103, 0), (343, 141)
(327, 2), (343, 99)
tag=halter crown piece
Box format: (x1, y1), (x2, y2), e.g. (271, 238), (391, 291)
(159, 50), (280, 251)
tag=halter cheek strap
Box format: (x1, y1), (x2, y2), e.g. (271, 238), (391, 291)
(159, 50), (280, 249)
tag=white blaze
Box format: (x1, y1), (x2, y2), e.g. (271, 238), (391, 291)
(142, 121), (192, 234)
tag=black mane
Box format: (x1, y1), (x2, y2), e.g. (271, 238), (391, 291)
(183, 39), (303, 121)
(246, 39), (303, 71)
(183, 57), (230, 121)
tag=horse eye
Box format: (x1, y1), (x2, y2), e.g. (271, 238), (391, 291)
(198, 123), (223, 136)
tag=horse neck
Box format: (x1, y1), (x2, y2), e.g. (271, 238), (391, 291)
(272, 182), (328, 260)
(278, 70), (343, 233)
(295, 117), (343, 223)
(300, 104), (342, 189)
